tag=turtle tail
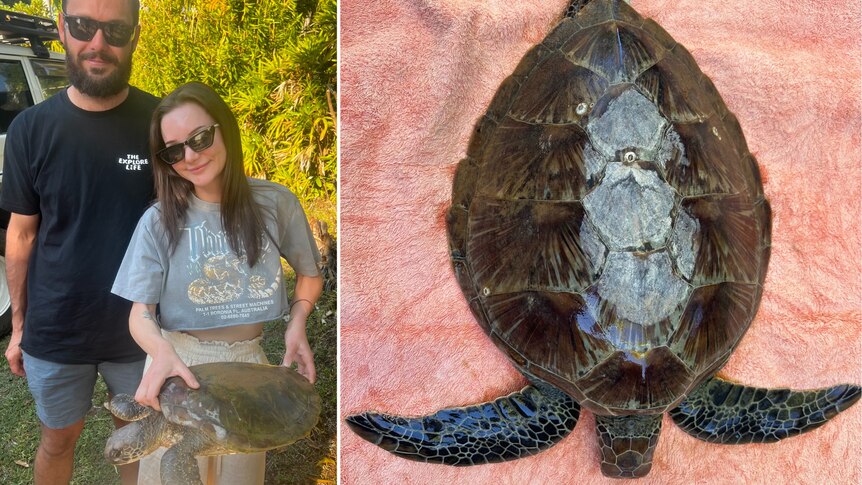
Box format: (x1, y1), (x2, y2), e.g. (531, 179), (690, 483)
(670, 376), (861, 443)
(345, 383), (579, 465)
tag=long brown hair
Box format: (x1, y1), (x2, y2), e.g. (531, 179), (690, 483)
(149, 82), (265, 266)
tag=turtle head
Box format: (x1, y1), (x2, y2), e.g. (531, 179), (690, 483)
(105, 420), (151, 464)
(104, 416), (168, 465)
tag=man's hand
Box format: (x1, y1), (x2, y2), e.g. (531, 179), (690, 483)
(4, 213), (39, 378)
(4, 328), (24, 377)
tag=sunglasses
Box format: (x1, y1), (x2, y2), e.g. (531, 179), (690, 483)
(157, 124), (220, 165)
(62, 13), (135, 47)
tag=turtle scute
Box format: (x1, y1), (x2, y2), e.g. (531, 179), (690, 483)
(348, 0), (860, 479)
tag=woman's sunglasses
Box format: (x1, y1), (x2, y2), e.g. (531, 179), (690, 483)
(62, 13), (135, 47)
(157, 124), (220, 165)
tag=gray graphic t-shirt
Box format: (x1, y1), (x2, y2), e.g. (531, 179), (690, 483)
(112, 178), (320, 331)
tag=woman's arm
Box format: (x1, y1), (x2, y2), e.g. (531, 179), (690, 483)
(282, 273), (324, 383)
(129, 302), (199, 411)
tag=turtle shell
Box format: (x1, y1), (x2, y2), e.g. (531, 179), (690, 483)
(159, 362), (320, 451)
(446, 0), (771, 416)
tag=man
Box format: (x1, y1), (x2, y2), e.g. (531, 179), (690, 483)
(0, 0), (158, 483)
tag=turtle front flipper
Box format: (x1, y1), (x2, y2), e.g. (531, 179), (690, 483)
(670, 376), (861, 443)
(346, 383), (579, 465)
(594, 414), (663, 478)
(161, 430), (212, 485)
(105, 394), (152, 421)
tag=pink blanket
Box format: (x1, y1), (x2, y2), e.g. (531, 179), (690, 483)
(340, 0), (862, 482)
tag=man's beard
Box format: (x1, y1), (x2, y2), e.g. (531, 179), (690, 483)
(66, 50), (132, 98)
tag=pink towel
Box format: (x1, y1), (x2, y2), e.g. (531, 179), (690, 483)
(340, 0), (862, 482)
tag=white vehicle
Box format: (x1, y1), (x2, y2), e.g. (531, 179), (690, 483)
(0, 10), (67, 336)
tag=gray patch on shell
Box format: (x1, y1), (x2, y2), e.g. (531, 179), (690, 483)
(579, 219), (606, 276)
(583, 142), (608, 185)
(208, 422), (228, 441)
(596, 251), (690, 326)
(163, 403), (228, 442)
(586, 89), (667, 159)
(655, 125), (688, 171)
(163, 407), (195, 428)
(670, 207), (699, 280)
(583, 163), (675, 250)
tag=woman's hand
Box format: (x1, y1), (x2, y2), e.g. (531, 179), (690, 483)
(283, 315), (316, 384)
(129, 302), (199, 411)
(282, 273), (322, 383)
(135, 341), (199, 412)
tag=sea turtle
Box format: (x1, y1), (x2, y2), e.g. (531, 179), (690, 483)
(345, 0), (860, 478)
(105, 362), (320, 485)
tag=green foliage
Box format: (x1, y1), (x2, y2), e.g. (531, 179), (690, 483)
(8, 0), (64, 53)
(133, 0), (337, 223)
(5, 0), (337, 227)
(7, 0), (51, 17)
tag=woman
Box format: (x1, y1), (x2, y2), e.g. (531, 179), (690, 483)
(112, 82), (323, 484)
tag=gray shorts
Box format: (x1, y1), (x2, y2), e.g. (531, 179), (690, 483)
(23, 351), (145, 429)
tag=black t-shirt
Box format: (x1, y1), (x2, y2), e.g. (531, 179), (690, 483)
(0, 86), (159, 364)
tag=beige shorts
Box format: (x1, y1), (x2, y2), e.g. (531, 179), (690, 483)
(137, 330), (268, 485)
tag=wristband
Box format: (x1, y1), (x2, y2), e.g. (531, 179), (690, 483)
(290, 298), (313, 314)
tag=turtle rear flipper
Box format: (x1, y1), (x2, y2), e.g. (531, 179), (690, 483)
(346, 383), (579, 465)
(670, 376), (861, 443)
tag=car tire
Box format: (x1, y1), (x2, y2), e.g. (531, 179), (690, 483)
(0, 227), (11, 337)
(0, 267), (9, 336)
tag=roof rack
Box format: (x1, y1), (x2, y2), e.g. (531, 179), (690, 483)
(0, 9), (60, 58)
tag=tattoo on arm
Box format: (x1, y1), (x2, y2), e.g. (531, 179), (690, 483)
(142, 310), (159, 324)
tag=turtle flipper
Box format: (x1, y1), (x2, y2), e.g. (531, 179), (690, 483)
(160, 431), (211, 485)
(105, 394), (152, 421)
(670, 376), (861, 443)
(345, 383), (579, 465)
(594, 414), (662, 478)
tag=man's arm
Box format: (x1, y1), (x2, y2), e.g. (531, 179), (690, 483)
(4, 212), (39, 377)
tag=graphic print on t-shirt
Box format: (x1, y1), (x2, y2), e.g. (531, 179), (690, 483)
(117, 153), (150, 171)
(183, 219), (280, 320)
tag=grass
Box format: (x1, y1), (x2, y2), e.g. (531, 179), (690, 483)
(0, 279), (336, 485)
